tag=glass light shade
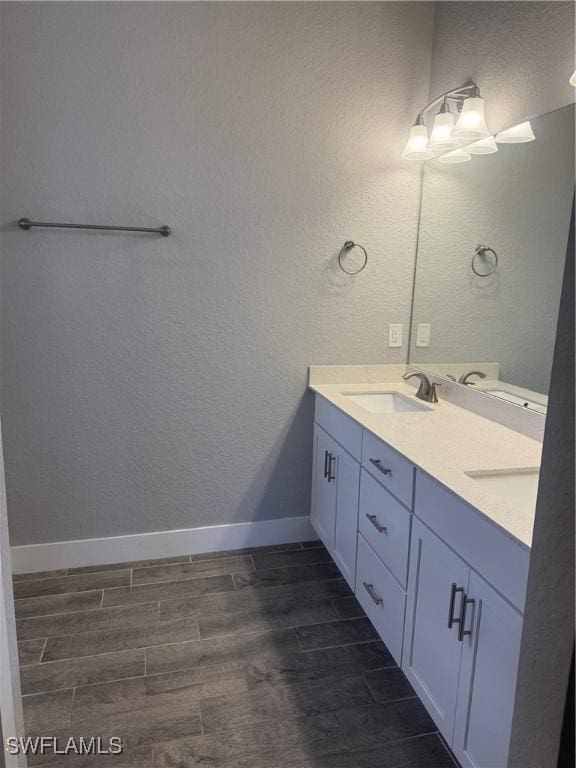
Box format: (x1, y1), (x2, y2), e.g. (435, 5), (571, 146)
(453, 97), (490, 140)
(570, 70), (576, 87)
(428, 111), (460, 151)
(495, 121), (535, 144)
(438, 148), (472, 164)
(466, 136), (499, 155)
(401, 124), (433, 160)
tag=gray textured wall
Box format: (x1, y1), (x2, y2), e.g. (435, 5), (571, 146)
(430, 1), (575, 135)
(0, 2), (434, 545)
(410, 105), (574, 394)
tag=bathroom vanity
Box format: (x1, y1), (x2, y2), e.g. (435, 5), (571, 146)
(308, 368), (542, 768)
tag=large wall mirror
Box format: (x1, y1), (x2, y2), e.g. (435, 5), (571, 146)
(409, 103), (574, 415)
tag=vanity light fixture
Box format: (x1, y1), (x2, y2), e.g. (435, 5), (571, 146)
(428, 98), (461, 152)
(438, 148), (472, 164)
(495, 121), (536, 143)
(466, 136), (499, 155)
(401, 115), (434, 160)
(402, 82), (490, 161)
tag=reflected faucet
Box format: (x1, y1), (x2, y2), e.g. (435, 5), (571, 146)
(459, 370), (487, 386)
(403, 372), (440, 403)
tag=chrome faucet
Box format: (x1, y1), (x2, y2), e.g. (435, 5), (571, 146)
(458, 370), (487, 385)
(403, 372), (440, 403)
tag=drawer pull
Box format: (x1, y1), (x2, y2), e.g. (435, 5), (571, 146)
(363, 581), (383, 606)
(369, 458), (392, 476)
(458, 596), (476, 642)
(323, 450), (330, 479)
(366, 514), (388, 535)
(448, 582), (464, 629)
(327, 453), (336, 483)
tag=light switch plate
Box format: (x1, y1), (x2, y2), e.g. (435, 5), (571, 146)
(388, 324), (403, 348)
(416, 323), (431, 347)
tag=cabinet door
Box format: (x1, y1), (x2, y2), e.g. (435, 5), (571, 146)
(403, 518), (469, 742)
(453, 571), (523, 768)
(332, 447), (360, 589)
(311, 426), (337, 549)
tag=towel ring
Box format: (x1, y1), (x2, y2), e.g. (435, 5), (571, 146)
(472, 244), (498, 277)
(337, 240), (368, 275)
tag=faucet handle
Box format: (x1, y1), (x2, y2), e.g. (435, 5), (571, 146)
(429, 382), (440, 403)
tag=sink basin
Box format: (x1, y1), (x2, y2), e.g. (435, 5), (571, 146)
(343, 392), (431, 413)
(465, 468), (540, 513)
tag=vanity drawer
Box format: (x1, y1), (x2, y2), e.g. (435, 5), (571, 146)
(362, 431), (414, 508)
(359, 469), (411, 587)
(315, 395), (362, 461)
(356, 533), (406, 666)
(415, 471), (529, 611)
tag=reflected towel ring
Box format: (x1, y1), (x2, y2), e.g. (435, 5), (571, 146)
(337, 240), (368, 275)
(472, 244), (498, 277)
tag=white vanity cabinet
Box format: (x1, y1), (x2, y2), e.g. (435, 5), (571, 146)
(311, 401), (362, 590)
(310, 392), (528, 768)
(404, 477), (526, 768)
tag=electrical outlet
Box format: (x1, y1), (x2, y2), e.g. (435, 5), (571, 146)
(388, 324), (403, 348)
(416, 323), (431, 347)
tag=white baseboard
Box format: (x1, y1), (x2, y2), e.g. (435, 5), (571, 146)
(10, 516), (315, 574)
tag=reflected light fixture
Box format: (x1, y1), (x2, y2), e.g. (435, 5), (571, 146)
(438, 148), (472, 164)
(570, 71), (576, 86)
(401, 115), (433, 160)
(402, 81), (490, 161)
(466, 136), (499, 155)
(495, 121), (535, 144)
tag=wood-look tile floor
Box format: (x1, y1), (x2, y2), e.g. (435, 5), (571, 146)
(14, 542), (457, 768)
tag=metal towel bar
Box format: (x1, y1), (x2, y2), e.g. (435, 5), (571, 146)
(18, 218), (171, 237)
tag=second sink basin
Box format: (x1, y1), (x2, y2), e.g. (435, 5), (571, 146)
(343, 392), (431, 413)
(465, 468), (540, 513)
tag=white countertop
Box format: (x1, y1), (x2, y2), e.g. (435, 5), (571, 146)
(309, 377), (543, 550)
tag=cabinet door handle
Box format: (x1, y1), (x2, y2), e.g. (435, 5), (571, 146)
(448, 583), (464, 629)
(369, 458), (392, 476)
(327, 453), (336, 483)
(323, 450), (330, 479)
(362, 581), (383, 606)
(366, 514), (388, 535)
(458, 596), (476, 642)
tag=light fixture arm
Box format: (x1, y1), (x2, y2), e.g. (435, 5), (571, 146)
(415, 81), (480, 124)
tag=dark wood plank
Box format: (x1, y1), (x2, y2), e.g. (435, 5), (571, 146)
(14, 569), (68, 582)
(197, 599), (338, 639)
(251, 547), (332, 571)
(200, 674), (374, 733)
(14, 591), (103, 620)
(29, 745), (153, 768)
(18, 638), (46, 666)
(188, 544), (302, 562)
(159, 578), (351, 621)
(69, 556), (190, 575)
(21, 649), (145, 695)
(244, 641), (395, 688)
(132, 556), (253, 586)
(331, 596), (366, 619)
(102, 573), (234, 607)
(146, 628), (301, 676)
(23, 689), (74, 734)
(153, 698), (437, 767)
(17, 603), (159, 641)
(43, 618), (200, 662)
(14, 571), (130, 599)
(233, 563), (341, 590)
(364, 668), (417, 704)
(296, 618), (378, 651)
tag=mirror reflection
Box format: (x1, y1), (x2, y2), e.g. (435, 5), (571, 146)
(409, 104), (574, 415)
